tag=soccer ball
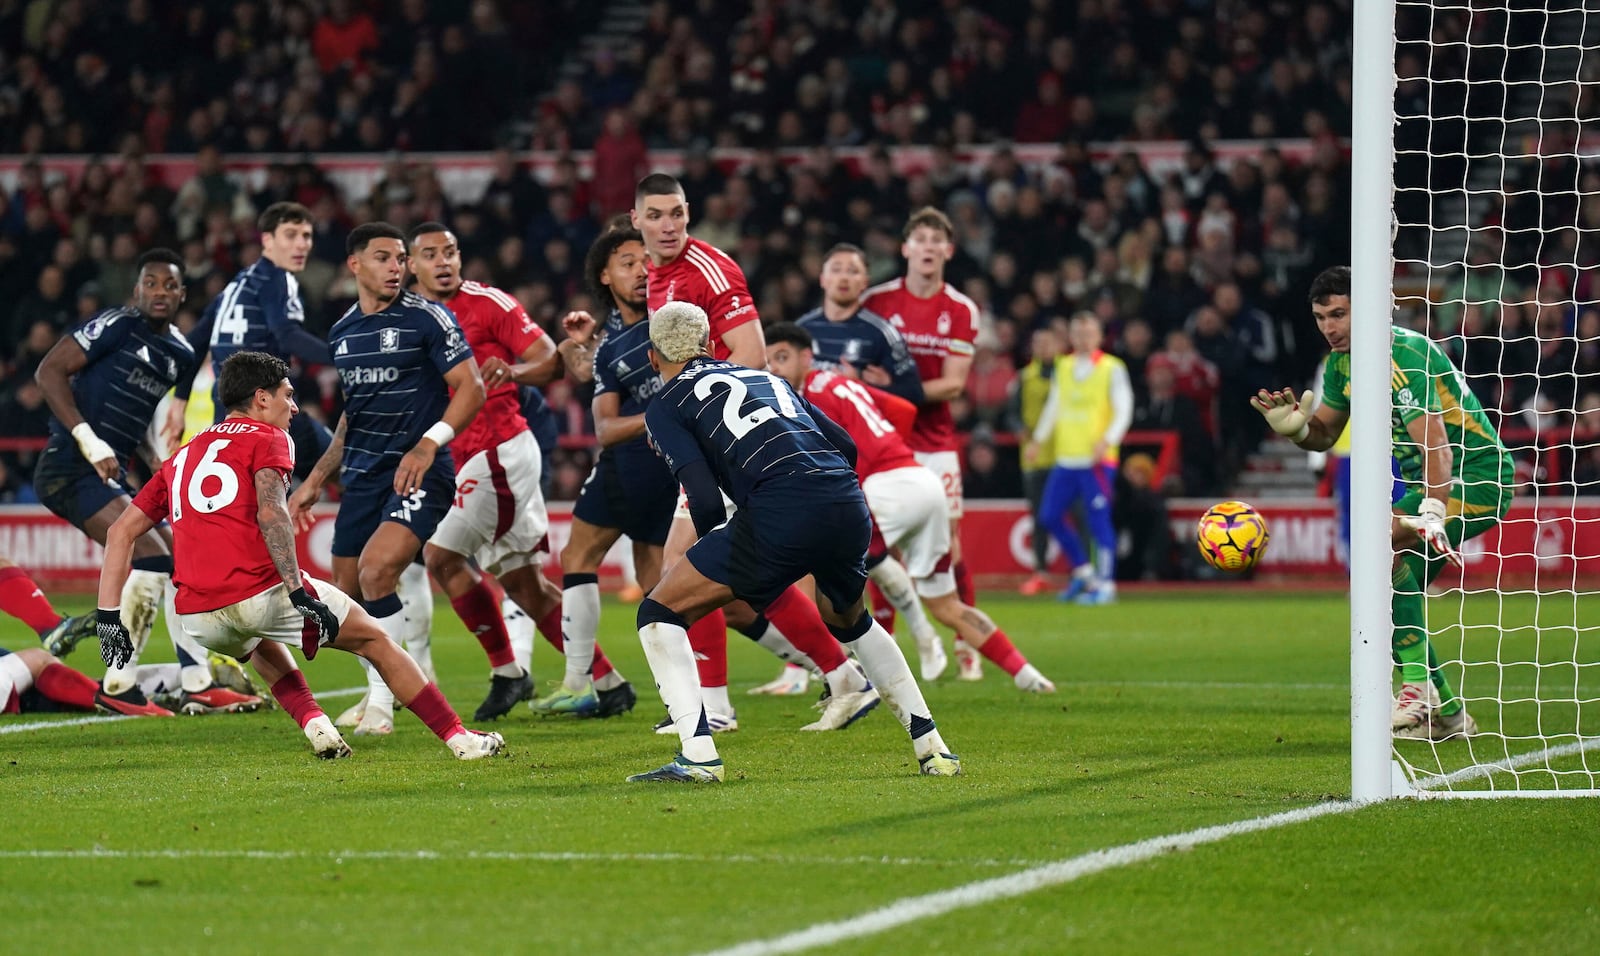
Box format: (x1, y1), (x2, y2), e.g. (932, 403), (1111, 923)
(1196, 500), (1270, 572)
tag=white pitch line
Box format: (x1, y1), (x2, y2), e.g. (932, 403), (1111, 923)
(0, 847), (1035, 869)
(0, 686), (363, 735)
(691, 801), (1359, 956)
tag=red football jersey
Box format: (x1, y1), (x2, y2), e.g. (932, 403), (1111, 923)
(442, 281), (538, 466)
(860, 278), (981, 453)
(132, 418), (295, 614)
(803, 369), (920, 481)
(646, 236), (758, 359)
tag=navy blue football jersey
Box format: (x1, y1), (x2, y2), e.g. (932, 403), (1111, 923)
(644, 357), (856, 507)
(795, 306), (924, 403)
(50, 308), (196, 461)
(177, 257), (331, 404)
(593, 308), (665, 468)
(329, 290), (473, 480)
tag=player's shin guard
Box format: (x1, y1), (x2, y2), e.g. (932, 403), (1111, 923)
(764, 586), (848, 674)
(867, 556), (941, 648)
(638, 599), (718, 764)
(104, 568), (165, 695)
(398, 562), (435, 682)
(975, 628), (1028, 676)
(163, 576), (213, 693)
(561, 573), (601, 689)
(828, 612), (948, 759)
(404, 683), (466, 741)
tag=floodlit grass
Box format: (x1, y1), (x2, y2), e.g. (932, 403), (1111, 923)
(2, 590), (1596, 955)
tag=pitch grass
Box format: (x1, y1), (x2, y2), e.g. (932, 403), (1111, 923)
(1, 591), (1596, 955)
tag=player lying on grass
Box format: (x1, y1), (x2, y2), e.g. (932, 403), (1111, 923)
(1252, 265), (1512, 741)
(0, 558), (97, 659)
(627, 302), (960, 782)
(94, 350), (504, 760)
(766, 323), (1057, 695)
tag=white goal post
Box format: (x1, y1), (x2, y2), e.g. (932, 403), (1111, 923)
(1352, 0), (1600, 799)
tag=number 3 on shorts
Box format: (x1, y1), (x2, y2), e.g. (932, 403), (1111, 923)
(390, 488), (427, 523)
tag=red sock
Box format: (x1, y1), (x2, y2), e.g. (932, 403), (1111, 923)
(976, 628), (1027, 676)
(867, 579), (897, 634)
(405, 682), (466, 741)
(0, 566), (61, 636)
(954, 560), (977, 606)
(536, 605), (615, 682)
(765, 586), (848, 673)
(688, 608), (727, 688)
(35, 662), (98, 710)
(269, 672), (325, 729)
(450, 579), (515, 668)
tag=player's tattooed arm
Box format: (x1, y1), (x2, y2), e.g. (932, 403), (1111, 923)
(557, 310), (599, 383)
(256, 468), (303, 589)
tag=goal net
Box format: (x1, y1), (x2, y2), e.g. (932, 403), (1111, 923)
(1366, 0), (1600, 797)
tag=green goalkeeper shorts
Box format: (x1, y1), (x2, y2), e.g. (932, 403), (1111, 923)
(1393, 465), (1513, 547)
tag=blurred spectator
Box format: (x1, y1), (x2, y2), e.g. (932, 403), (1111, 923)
(1114, 453), (1175, 581)
(963, 427), (1021, 499)
(1134, 358), (1217, 497)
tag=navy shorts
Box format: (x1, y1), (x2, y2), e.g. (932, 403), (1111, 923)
(686, 487), (871, 613)
(33, 437), (132, 530)
(572, 449), (677, 547)
(331, 463), (456, 558)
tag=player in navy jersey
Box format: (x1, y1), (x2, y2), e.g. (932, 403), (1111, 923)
(628, 302), (960, 782)
(164, 202), (333, 475)
(289, 222), (486, 735)
(539, 225), (679, 714)
(796, 243), (924, 404)
(33, 248), (263, 717)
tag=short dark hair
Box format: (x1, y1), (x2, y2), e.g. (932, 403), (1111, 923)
(407, 220), (452, 246)
(584, 222), (645, 307)
(823, 242), (867, 268)
(218, 351), (291, 411)
(764, 321), (813, 351)
(258, 201), (312, 235)
(347, 221), (406, 256)
(136, 248), (184, 275)
(903, 206), (954, 241)
(1309, 266), (1351, 305)
(635, 172), (684, 205)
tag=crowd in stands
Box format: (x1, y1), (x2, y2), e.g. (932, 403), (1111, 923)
(1, 1), (1595, 508)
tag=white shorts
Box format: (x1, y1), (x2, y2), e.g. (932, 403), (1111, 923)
(179, 576), (355, 660)
(673, 486), (737, 523)
(0, 651), (33, 712)
(865, 466), (956, 598)
(430, 430), (549, 576)
(914, 449), (964, 520)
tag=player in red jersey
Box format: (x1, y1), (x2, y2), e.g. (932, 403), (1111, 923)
(94, 352), (504, 760)
(407, 223), (634, 722)
(861, 207), (988, 682)
(767, 324), (1056, 694)
(633, 174), (865, 730)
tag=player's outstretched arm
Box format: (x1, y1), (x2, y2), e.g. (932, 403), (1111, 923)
(35, 335), (120, 480)
(95, 505), (158, 668)
(289, 415), (345, 531)
(1251, 388), (1347, 452)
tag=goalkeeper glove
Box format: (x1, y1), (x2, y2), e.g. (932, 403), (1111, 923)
(1399, 497), (1463, 568)
(1250, 389), (1314, 443)
(96, 608), (133, 669)
(290, 587), (340, 660)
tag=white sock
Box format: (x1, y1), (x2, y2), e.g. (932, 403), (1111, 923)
(397, 564), (435, 681)
(502, 596), (534, 675)
(1073, 564), (1096, 582)
(135, 662), (181, 698)
(617, 539), (638, 589)
(562, 580), (601, 689)
(869, 557), (940, 645)
(750, 620), (819, 671)
(164, 576), (213, 693)
(365, 607), (406, 714)
(638, 621), (718, 763)
(701, 682), (732, 716)
(104, 569), (165, 695)
(849, 619), (948, 758)
(823, 661), (870, 697)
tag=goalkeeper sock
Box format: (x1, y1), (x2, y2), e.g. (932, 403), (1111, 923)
(1391, 562), (1430, 684)
(0, 565), (61, 636)
(1426, 638), (1463, 715)
(35, 662), (98, 710)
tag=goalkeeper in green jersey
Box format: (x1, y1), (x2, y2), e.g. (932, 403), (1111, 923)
(1252, 266), (1513, 741)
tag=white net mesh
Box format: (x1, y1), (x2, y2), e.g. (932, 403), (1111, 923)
(1389, 0), (1600, 794)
